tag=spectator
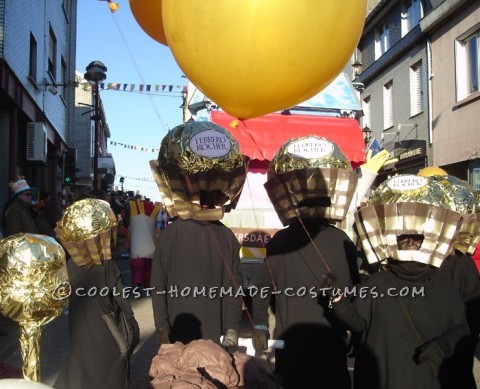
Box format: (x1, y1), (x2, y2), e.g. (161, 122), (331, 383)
(3, 178), (39, 237)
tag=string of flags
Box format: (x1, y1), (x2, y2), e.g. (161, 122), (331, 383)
(78, 82), (187, 94)
(110, 140), (160, 153)
(116, 175), (155, 183)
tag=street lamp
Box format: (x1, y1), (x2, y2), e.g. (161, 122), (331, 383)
(84, 61), (107, 190)
(362, 125), (372, 147)
(119, 177), (125, 192)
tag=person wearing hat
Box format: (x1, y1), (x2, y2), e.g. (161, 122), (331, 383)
(252, 136), (361, 389)
(149, 121), (246, 348)
(3, 178), (39, 237)
(330, 174), (469, 388)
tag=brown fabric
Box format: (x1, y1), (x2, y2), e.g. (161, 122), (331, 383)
(149, 339), (277, 388)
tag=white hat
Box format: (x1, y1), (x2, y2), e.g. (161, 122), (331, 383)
(9, 179), (31, 195)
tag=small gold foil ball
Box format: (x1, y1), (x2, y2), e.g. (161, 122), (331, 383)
(0, 234), (68, 325)
(429, 175), (477, 214)
(60, 198), (117, 242)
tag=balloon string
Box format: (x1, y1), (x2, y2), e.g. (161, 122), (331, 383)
(109, 11), (170, 134)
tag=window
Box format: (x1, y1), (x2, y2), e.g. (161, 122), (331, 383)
(383, 81), (393, 129)
(375, 22), (390, 59)
(401, 0), (423, 37)
(362, 96), (371, 128)
(456, 29), (480, 101)
(61, 57), (67, 98)
(29, 33), (37, 81)
(48, 25), (57, 79)
(410, 61), (424, 116)
(62, 0), (71, 18)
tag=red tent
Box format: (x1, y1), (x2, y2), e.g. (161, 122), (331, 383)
(211, 111), (366, 168)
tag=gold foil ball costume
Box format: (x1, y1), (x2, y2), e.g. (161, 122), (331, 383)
(355, 174), (462, 267)
(417, 166), (448, 177)
(150, 121), (248, 221)
(0, 234), (68, 381)
(55, 198), (117, 267)
(429, 175), (480, 255)
(264, 136), (357, 226)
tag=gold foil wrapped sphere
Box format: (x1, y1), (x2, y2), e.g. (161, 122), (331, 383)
(55, 199), (117, 267)
(417, 166), (448, 177)
(268, 136), (351, 176)
(355, 174), (462, 267)
(265, 136), (357, 226)
(59, 198), (116, 242)
(0, 234), (68, 381)
(150, 121), (248, 221)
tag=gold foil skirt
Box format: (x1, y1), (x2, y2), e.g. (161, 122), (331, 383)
(356, 175), (463, 267)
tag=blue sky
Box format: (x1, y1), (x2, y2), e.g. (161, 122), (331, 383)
(76, 1), (185, 201)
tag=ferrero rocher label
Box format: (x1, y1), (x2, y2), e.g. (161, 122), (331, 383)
(189, 129), (232, 158)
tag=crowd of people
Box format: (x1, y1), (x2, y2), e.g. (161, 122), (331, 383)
(0, 122), (479, 389)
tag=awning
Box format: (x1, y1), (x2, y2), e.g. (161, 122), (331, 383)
(211, 111), (366, 166)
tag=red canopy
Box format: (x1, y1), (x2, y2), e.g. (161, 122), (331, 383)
(211, 111), (366, 166)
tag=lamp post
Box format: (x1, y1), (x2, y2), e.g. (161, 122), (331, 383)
(84, 61), (107, 190)
(119, 176), (125, 192)
(362, 125), (372, 147)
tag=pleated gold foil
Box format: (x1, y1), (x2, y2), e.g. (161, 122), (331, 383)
(265, 136), (356, 225)
(0, 233), (68, 381)
(150, 121), (248, 221)
(55, 198), (117, 267)
(355, 175), (462, 267)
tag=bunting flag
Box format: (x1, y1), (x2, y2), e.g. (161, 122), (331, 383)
(115, 175), (155, 183)
(79, 81), (187, 94)
(110, 140), (160, 153)
(97, 0), (120, 13)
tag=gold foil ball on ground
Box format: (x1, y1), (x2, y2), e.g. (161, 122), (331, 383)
(59, 198), (117, 242)
(0, 233), (68, 381)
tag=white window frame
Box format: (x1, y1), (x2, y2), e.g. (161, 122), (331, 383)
(401, 0), (423, 37)
(383, 81), (393, 129)
(375, 22), (390, 60)
(456, 27), (480, 101)
(410, 61), (424, 116)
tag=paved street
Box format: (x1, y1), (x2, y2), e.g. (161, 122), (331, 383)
(1, 244), (480, 387)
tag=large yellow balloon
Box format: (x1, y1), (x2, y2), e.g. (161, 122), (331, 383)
(162, 0), (367, 119)
(129, 0), (168, 46)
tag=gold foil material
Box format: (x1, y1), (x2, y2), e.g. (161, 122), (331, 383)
(427, 176), (480, 254)
(355, 175), (462, 267)
(368, 175), (453, 209)
(265, 137), (356, 225)
(0, 234), (68, 381)
(268, 136), (351, 175)
(58, 198), (117, 242)
(55, 199), (117, 267)
(150, 121), (248, 221)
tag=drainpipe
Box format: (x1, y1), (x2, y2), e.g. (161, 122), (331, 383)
(427, 39), (433, 147)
